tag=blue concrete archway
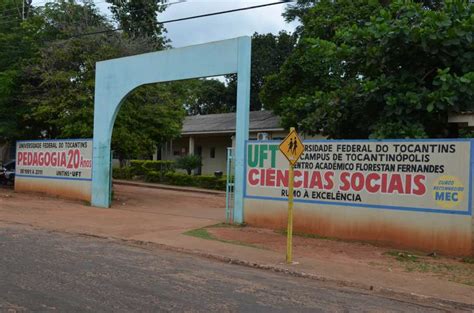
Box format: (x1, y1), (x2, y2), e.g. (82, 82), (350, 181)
(91, 37), (251, 223)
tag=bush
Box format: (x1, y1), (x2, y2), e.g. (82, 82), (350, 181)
(130, 160), (175, 177)
(144, 170), (162, 183)
(175, 155), (202, 175)
(130, 160), (147, 176)
(142, 160), (175, 173)
(193, 175), (226, 190)
(114, 160), (227, 191)
(163, 172), (227, 191)
(112, 167), (133, 180)
(164, 172), (195, 186)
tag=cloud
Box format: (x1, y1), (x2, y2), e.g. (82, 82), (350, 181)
(158, 0), (297, 47)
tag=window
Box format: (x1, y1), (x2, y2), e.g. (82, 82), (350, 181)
(210, 147), (216, 158)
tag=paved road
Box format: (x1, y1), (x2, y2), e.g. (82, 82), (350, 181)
(0, 225), (461, 312)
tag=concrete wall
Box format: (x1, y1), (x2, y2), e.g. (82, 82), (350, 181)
(14, 139), (93, 202)
(194, 136), (231, 174)
(15, 177), (91, 202)
(244, 139), (473, 256)
(245, 199), (472, 256)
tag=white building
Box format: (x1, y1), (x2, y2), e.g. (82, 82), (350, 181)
(448, 111), (474, 129)
(159, 111), (322, 175)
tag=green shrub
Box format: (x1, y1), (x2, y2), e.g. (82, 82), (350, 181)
(142, 160), (175, 173)
(162, 172), (227, 190)
(112, 167), (133, 180)
(145, 170), (162, 183)
(193, 176), (226, 190)
(130, 160), (147, 176)
(130, 160), (175, 177)
(164, 172), (195, 186)
(114, 162), (227, 191)
(175, 155), (202, 175)
(215, 178), (227, 190)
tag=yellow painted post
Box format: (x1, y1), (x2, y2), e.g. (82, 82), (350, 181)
(279, 126), (303, 264)
(286, 162), (294, 264)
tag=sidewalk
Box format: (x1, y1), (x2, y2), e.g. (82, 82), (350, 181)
(0, 186), (473, 308)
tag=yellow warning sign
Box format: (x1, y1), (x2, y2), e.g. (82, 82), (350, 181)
(279, 128), (304, 166)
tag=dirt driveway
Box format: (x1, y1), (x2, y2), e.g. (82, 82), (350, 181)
(0, 184), (225, 240)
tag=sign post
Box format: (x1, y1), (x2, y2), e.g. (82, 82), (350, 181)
(279, 127), (304, 263)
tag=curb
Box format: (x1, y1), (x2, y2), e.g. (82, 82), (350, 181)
(2, 221), (473, 311)
(113, 180), (226, 196)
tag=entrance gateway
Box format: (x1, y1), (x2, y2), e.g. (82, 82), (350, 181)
(91, 37), (251, 223)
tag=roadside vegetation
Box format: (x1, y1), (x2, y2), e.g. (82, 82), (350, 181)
(384, 250), (474, 286)
(113, 160), (227, 191)
(184, 223), (263, 249)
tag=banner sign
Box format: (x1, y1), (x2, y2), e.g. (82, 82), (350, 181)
(245, 140), (472, 215)
(16, 139), (93, 181)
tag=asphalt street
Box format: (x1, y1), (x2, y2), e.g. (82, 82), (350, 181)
(0, 224), (463, 312)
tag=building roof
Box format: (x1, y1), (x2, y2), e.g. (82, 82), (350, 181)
(182, 111), (283, 135)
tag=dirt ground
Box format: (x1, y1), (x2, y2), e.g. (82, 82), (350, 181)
(206, 226), (474, 287)
(0, 184), (225, 240)
(112, 183), (225, 219)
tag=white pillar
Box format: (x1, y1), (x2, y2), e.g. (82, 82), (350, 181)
(152, 145), (158, 161)
(233, 37), (251, 224)
(231, 135), (236, 149)
(188, 136), (195, 155)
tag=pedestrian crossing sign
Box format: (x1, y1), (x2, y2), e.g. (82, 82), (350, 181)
(279, 128), (304, 166)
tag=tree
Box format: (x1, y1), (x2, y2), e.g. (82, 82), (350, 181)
(184, 79), (231, 115)
(172, 32), (297, 116)
(176, 155), (202, 175)
(13, 0), (185, 164)
(226, 32), (297, 111)
(106, 0), (168, 48)
(112, 83), (186, 165)
(0, 0), (38, 143)
(261, 1), (474, 138)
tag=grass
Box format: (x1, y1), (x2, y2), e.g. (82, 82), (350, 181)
(206, 222), (246, 229)
(183, 224), (263, 249)
(384, 251), (420, 262)
(462, 257), (474, 264)
(275, 229), (341, 241)
(183, 228), (214, 240)
(384, 250), (474, 286)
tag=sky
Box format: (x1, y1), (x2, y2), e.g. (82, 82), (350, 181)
(156, 0), (298, 47)
(32, 0), (298, 48)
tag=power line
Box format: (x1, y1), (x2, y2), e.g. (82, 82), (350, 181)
(67, 1), (293, 39)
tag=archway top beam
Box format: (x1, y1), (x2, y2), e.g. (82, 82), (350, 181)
(96, 37), (248, 89)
